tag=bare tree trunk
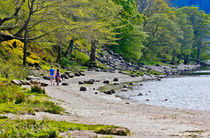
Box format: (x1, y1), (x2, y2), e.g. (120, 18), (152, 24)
(196, 42), (201, 64)
(171, 49), (176, 65)
(64, 39), (74, 58)
(90, 40), (98, 62)
(56, 44), (62, 63)
(23, 28), (28, 66)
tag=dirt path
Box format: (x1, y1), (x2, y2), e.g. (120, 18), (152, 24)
(42, 71), (210, 137)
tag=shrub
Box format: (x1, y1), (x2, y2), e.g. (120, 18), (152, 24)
(31, 85), (45, 94)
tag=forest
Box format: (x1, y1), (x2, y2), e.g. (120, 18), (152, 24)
(0, 0), (209, 77)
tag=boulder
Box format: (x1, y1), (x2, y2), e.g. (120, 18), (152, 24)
(30, 80), (40, 85)
(62, 82), (69, 86)
(68, 73), (75, 78)
(96, 128), (128, 136)
(74, 72), (80, 76)
(113, 82), (120, 85)
(121, 88), (128, 92)
(11, 80), (22, 86)
(84, 79), (94, 84)
(138, 93), (143, 96)
(61, 74), (69, 79)
(40, 82), (48, 87)
(26, 75), (37, 80)
(80, 86), (87, 91)
(79, 81), (84, 84)
(95, 80), (100, 82)
(19, 80), (26, 85)
(103, 80), (109, 84)
(65, 71), (71, 77)
(25, 81), (31, 85)
(79, 72), (85, 76)
(113, 78), (118, 82)
(110, 89), (115, 94)
(104, 91), (112, 95)
(43, 76), (51, 80)
(123, 85), (128, 88)
(129, 82), (134, 85)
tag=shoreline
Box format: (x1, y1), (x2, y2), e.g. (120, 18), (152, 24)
(5, 64), (210, 137)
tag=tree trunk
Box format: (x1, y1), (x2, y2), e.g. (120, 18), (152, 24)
(56, 44), (62, 63)
(184, 55), (189, 64)
(171, 49), (176, 65)
(64, 39), (74, 58)
(23, 28), (27, 66)
(90, 40), (98, 62)
(196, 42), (201, 64)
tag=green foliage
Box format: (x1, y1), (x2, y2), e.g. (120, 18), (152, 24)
(0, 83), (64, 115)
(0, 119), (129, 137)
(0, 56), (30, 79)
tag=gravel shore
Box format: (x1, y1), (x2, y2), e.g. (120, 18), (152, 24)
(6, 65), (210, 137)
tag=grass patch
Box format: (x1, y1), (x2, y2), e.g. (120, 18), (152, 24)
(0, 81), (64, 115)
(126, 69), (164, 77)
(0, 119), (130, 137)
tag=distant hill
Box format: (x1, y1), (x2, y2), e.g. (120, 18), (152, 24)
(169, 0), (210, 13)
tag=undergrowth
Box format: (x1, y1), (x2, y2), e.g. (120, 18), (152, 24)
(0, 81), (64, 115)
(0, 119), (129, 137)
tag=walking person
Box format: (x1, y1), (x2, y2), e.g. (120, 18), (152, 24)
(49, 66), (55, 86)
(55, 69), (61, 86)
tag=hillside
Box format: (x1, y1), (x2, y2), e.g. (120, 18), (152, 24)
(169, 0), (210, 13)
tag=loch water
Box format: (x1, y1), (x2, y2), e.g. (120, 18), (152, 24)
(120, 72), (210, 111)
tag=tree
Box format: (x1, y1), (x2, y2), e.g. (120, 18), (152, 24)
(142, 13), (183, 63)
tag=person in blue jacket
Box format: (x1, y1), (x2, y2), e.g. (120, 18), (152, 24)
(49, 66), (55, 85)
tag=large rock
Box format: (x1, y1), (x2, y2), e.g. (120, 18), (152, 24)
(103, 80), (109, 84)
(30, 80), (40, 85)
(61, 74), (69, 79)
(84, 79), (94, 84)
(80, 86), (87, 91)
(62, 82), (69, 86)
(74, 72), (80, 76)
(79, 81), (84, 84)
(40, 82), (48, 87)
(43, 76), (51, 80)
(65, 71), (71, 77)
(68, 73), (75, 78)
(96, 128), (128, 136)
(113, 82), (120, 85)
(26, 75), (37, 80)
(113, 78), (118, 82)
(11, 80), (22, 86)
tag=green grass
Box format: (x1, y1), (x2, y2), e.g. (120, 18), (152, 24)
(0, 81), (64, 115)
(126, 69), (164, 77)
(0, 119), (130, 137)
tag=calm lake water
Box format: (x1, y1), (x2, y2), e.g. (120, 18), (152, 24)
(120, 74), (210, 111)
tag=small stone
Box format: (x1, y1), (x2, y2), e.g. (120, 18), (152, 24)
(103, 80), (109, 84)
(121, 88), (128, 92)
(104, 91), (112, 95)
(40, 82), (48, 87)
(138, 93), (143, 96)
(123, 84), (128, 88)
(95, 92), (98, 94)
(113, 78), (118, 82)
(79, 81), (84, 84)
(62, 82), (69, 86)
(43, 76), (51, 80)
(74, 72), (80, 76)
(80, 86), (87, 91)
(157, 77), (161, 81)
(110, 89), (115, 93)
(146, 99), (149, 101)
(139, 84), (143, 86)
(129, 82), (134, 85)
(113, 82), (120, 85)
(125, 102), (130, 104)
(11, 80), (22, 86)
